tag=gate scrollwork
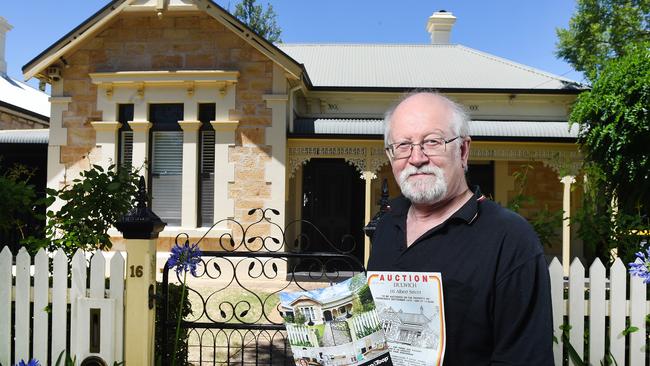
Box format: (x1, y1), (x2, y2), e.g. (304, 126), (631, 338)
(161, 208), (365, 365)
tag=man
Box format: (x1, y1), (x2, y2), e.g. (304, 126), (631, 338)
(367, 92), (554, 365)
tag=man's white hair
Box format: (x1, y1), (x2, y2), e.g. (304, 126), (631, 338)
(383, 90), (470, 147)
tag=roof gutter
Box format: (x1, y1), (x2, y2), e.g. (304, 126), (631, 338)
(288, 85), (302, 133)
(307, 86), (587, 95)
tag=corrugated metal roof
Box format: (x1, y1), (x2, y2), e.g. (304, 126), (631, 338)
(0, 75), (50, 118)
(0, 129), (49, 144)
(293, 118), (578, 139)
(278, 44), (585, 91)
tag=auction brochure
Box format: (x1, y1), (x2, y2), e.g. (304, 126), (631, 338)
(280, 273), (393, 366)
(367, 272), (446, 366)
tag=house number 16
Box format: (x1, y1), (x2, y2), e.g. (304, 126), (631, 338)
(130, 265), (144, 278)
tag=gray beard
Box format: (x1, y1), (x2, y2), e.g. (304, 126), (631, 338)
(398, 165), (448, 205)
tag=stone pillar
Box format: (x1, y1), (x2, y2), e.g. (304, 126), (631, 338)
(47, 96), (72, 213)
(561, 175), (575, 275)
(90, 121), (122, 170)
(128, 121), (152, 179)
(263, 93), (289, 228)
(178, 120), (202, 228)
(210, 120), (238, 220)
(115, 177), (166, 366)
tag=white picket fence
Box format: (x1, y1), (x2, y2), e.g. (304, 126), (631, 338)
(0, 247), (124, 366)
(549, 257), (648, 366)
(348, 309), (380, 338)
(0, 248), (647, 366)
(286, 323), (312, 345)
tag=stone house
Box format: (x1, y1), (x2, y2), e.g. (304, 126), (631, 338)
(21, 0), (585, 269)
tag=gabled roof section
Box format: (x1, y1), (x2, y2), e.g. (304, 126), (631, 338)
(22, 0), (305, 82)
(278, 44), (587, 93)
(289, 295), (319, 307)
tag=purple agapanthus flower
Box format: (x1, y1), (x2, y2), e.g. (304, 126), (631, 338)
(168, 241), (202, 276)
(629, 247), (650, 284)
(16, 359), (41, 366)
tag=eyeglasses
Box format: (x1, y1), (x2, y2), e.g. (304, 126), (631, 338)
(385, 136), (462, 160)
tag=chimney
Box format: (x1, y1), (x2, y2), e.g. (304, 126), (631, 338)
(426, 10), (456, 44)
(0, 17), (12, 75)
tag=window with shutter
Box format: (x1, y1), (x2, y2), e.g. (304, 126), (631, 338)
(199, 131), (215, 226)
(151, 131), (183, 226)
(120, 131), (133, 168)
(117, 104), (134, 169)
(198, 103), (216, 227)
(150, 104), (184, 226)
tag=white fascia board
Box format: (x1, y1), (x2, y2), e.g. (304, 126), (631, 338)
(23, 0), (137, 81)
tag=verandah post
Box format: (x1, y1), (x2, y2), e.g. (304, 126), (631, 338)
(116, 176), (166, 365)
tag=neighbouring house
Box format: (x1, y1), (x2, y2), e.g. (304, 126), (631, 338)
(0, 16), (49, 251)
(281, 289), (355, 325)
(0, 17), (49, 131)
(379, 305), (435, 347)
(20, 0), (586, 269)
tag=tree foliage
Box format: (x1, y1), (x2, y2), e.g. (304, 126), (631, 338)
(233, 0), (282, 43)
(569, 43), (650, 263)
(570, 43), (650, 212)
(0, 162), (44, 250)
(556, 0), (650, 79)
(557, 1), (650, 262)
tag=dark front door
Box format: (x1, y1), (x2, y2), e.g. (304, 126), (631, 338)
(301, 158), (365, 262)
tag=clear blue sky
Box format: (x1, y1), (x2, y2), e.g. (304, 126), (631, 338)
(0, 0), (585, 90)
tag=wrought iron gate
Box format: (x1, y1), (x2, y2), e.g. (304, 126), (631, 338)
(160, 209), (366, 365)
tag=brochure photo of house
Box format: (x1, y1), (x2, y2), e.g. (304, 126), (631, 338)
(367, 272), (445, 366)
(280, 273), (393, 366)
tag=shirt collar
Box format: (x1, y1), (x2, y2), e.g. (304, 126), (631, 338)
(388, 186), (483, 225)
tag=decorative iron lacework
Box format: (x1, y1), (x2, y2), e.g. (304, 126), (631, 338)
(160, 208), (365, 365)
(288, 146), (390, 178)
(288, 143), (580, 178)
(470, 147), (582, 175)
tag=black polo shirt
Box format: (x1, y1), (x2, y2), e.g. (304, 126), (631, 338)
(367, 190), (554, 366)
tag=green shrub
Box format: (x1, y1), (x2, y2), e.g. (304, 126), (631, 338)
(155, 282), (192, 366)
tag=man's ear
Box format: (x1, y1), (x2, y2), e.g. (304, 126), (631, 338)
(385, 149), (393, 163)
(461, 137), (471, 168)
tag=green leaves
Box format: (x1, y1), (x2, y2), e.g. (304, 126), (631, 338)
(233, 0), (282, 43)
(0, 162), (45, 250)
(620, 325), (639, 336)
(556, 0), (650, 78)
(42, 164), (141, 255)
(568, 43), (650, 262)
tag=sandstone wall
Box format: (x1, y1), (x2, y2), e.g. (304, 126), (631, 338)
(57, 12), (276, 250)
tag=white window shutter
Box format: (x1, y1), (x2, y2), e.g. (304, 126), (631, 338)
(120, 131), (133, 168)
(199, 131), (215, 227)
(151, 131), (184, 226)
